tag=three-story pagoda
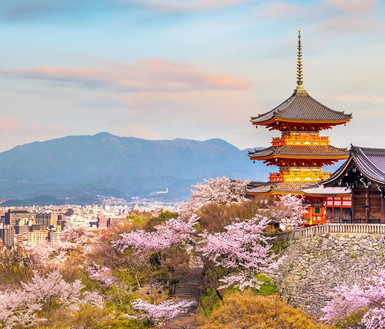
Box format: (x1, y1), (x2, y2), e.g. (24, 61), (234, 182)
(248, 31), (352, 225)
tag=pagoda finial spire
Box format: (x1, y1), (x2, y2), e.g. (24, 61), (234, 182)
(296, 30), (306, 93)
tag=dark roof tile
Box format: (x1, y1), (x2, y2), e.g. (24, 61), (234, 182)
(322, 146), (385, 185)
(249, 145), (348, 158)
(251, 91), (352, 124)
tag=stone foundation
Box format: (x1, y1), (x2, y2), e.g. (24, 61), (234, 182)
(274, 233), (385, 315)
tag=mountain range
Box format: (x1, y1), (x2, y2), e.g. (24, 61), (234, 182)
(0, 132), (269, 205)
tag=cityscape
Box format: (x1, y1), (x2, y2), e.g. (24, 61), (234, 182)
(0, 199), (180, 249)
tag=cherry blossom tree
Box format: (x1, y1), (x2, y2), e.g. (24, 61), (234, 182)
(61, 226), (97, 245)
(27, 226), (99, 268)
(0, 270), (103, 328)
(112, 214), (199, 253)
(87, 264), (115, 286)
(270, 194), (307, 228)
(198, 215), (280, 291)
(180, 177), (250, 213)
(126, 299), (195, 326)
(321, 270), (385, 329)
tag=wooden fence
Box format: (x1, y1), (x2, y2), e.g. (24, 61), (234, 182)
(268, 223), (385, 241)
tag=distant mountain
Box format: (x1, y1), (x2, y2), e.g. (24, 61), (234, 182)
(0, 133), (268, 205)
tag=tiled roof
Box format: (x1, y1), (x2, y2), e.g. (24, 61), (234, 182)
(248, 147), (274, 158)
(274, 181), (312, 193)
(247, 184), (273, 194)
(248, 145), (348, 159)
(247, 181), (312, 194)
(322, 146), (385, 185)
(351, 146), (385, 184)
(251, 90), (352, 124)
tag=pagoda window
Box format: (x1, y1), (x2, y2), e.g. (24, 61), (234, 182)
(334, 208), (341, 221)
(326, 207), (333, 221)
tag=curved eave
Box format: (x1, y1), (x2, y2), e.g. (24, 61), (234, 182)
(353, 161), (385, 186)
(303, 193), (349, 197)
(251, 117), (351, 126)
(272, 191), (304, 196)
(249, 154), (349, 161)
(321, 158), (353, 186)
(247, 191), (273, 196)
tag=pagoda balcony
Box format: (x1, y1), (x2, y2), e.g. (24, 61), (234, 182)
(271, 135), (330, 147)
(269, 171), (332, 183)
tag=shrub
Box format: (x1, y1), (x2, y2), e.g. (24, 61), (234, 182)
(200, 291), (330, 329)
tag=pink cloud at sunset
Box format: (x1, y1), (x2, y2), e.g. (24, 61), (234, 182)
(127, 0), (254, 11)
(257, 2), (311, 20)
(325, 0), (377, 12)
(256, 0), (380, 35)
(2, 60), (250, 93)
(0, 118), (21, 132)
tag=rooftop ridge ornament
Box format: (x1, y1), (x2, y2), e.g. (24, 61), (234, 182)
(296, 30), (306, 93)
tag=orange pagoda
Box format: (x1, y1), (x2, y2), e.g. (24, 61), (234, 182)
(247, 31), (352, 225)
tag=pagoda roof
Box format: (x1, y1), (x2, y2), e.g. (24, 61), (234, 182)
(322, 146), (385, 186)
(247, 181), (313, 195)
(251, 90), (352, 126)
(248, 145), (349, 160)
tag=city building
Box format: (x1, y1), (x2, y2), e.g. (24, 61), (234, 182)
(27, 231), (47, 245)
(0, 226), (15, 248)
(49, 231), (63, 244)
(35, 212), (58, 228)
(3, 209), (33, 226)
(247, 31), (352, 225)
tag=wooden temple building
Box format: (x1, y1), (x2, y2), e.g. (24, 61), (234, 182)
(247, 31), (352, 225)
(319, 146), (385, 223)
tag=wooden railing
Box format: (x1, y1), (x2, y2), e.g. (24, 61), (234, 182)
(267, 223), (385, 241)
(329, 223), (385, 234)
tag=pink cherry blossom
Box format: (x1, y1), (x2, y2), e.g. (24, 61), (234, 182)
(0, 270), (103, 328)
(270, 194), (307, 228)
(87, 264), (115, 286)
(112, 214), (199, 253)
(180, 177), (249, 213)
(321, 270), (385, 329)
(198, 215), (280, 290)
(127, 299), (195, 325)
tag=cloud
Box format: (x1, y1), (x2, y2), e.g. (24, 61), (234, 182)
(257, 1), (312, 20)
(2, 60), (250, 93)
(130, 0), (254, 11)
(317, 0), (379, 33)
(0, 0), (82, 20)
(0, 118), (21, 132)
(0, 0), (254, 21)
(255, 0), (380, 35)
(325, 0), (376, 12)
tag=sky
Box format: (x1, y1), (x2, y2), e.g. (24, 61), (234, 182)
(0, 0), (384, 152)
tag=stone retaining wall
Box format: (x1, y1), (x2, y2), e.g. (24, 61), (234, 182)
(274, 233), (385, 315)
